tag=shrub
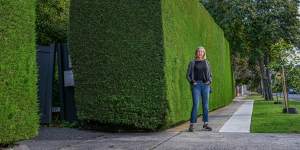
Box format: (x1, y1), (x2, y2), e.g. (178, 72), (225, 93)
(36, 0), (70, 45)
(69, 0), (234, 130)
(0, 0), (39, 144)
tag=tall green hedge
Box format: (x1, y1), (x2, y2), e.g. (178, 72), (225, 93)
(70, 0), (234, 130)
(162, 1), (234, 125)
(0, 0), (39, 144)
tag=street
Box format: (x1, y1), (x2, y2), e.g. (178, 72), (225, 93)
(273, 93), (300, 101)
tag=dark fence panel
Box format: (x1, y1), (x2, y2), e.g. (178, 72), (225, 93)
(37, 44), (55, 124)
(37, 43), (77, 124)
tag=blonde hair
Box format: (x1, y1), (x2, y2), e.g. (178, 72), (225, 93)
(195, 46), (207, 59)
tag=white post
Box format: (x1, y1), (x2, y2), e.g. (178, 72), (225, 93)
(241, 85), (244, 96)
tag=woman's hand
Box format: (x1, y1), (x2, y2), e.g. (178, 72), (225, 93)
(204, 81), (211, 85)
(192, 80), (196, 85)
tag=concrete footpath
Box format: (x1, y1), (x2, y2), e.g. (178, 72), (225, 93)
(219, 100), (253, 133)
(11, 96), (300, 150)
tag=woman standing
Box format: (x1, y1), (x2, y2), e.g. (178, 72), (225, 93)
(186, 46), (212, 132)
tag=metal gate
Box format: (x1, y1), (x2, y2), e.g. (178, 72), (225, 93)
(37, 43), (77, 124)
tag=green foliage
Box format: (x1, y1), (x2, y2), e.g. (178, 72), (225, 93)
(202, 0), (300, 90)
(70, 0), (166, 130)
(203, 0), (300, 57)
(36, 0), (70, 45)
(201, 0), (251, 57)
(70, 0), (234, 130)
(0, 0), (39, 144)
(287, 67), (300, 92)
(270, 39), (298, 69)
(270, 39), (300, 93)
(162, 0), (234, 125)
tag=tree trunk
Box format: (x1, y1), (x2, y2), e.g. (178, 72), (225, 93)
(264, 54), (273, 100)
(259, 58), (267, 99)
(265, 67), (273, 100)
(258, 57), (273, 100)
(260, 78), (264, 96)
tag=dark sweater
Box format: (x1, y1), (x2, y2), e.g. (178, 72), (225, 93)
(186, 60), (212, 84)
(194, 60), (209, 82)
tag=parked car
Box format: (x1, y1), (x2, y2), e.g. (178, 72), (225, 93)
(288, 88), (298, 94)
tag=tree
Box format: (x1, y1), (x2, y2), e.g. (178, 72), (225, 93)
(288, 67), (300, 92)
(270, 39), (300, 92)
(269, 39), (300, 110)
(36, 0), (70, 45)
(249, 0), (300, 100)
(201, 0), (300, 100)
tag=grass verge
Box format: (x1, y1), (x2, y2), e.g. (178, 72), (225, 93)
(250, 95), (300, 133)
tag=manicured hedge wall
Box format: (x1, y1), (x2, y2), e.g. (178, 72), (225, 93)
(162, 1), (234, 125)
(70, 0), (234, 130)
(0, 0), (39, 144)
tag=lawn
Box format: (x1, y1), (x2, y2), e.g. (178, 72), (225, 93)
(250, 95), (300, 133)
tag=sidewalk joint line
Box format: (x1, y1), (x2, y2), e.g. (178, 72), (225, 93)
(149, 132), (182, 150)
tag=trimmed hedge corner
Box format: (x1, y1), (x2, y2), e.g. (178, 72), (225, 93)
(70, 0), (234, 130)
(0, 0), (39, 144)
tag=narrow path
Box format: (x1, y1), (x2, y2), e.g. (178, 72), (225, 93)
(167, 96), (246, 132)
(219, 99), (254, 133)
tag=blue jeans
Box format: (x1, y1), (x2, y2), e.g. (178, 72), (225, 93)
(190, 81), (210, 124)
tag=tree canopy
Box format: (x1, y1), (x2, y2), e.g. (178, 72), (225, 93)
(36, 0), (70, 45)
(202, 0), (300, 99)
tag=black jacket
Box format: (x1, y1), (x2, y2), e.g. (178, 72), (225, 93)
(186, 60), (212, 85)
